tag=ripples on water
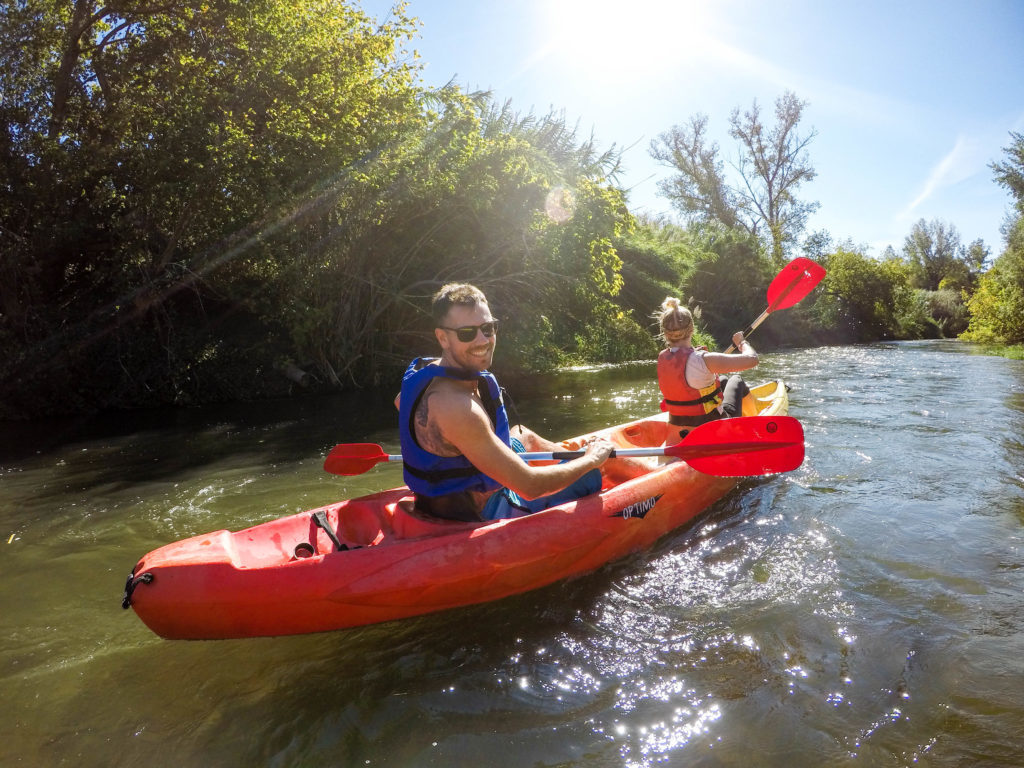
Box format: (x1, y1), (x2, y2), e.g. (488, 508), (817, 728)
(2, 341), (1023, 767)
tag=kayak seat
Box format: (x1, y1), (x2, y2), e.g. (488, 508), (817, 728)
(610, 420), (668, 483)
(744, 379), (786, 416)
(557, 421), (667, 453)
(619, 419), (670, 448)
(559, 420), (666, 488)
(387, 499), (477, 540)
(330, 502), (388, 548)
(741, 391), (760, 417)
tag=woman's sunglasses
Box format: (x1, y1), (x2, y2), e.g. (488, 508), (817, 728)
(438, 320), (499, 342)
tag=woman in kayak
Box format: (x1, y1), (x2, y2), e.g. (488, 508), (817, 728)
(656, 297), (759, 442)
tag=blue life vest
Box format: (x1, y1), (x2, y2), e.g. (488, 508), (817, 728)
(398, 358), (511, 497)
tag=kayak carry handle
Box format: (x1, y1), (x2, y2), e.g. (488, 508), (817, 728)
(121, 571), (153, 609)
(312, 511), (348, 552)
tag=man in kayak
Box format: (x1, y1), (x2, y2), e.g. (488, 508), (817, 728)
(396, 283), (614, 522)
(655, 296), (759, 442)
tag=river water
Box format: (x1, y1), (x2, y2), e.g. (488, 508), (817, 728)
(2, 340), (1023, 767)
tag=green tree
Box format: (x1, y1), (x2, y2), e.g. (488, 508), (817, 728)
(248, 90), (641, 383)
(964, 238), (992, 275)
(990, 130), (1024, 211)
(674, 224), (775, 347)
(801, 229), (833, 262)
(613, 217), (705, 327)
(922, 289), (969, 337)
(0, 0), (424, 415)
(902, 219), (970, 290)
(811, 248), (915, 342)
(1, 0), (641, 419)
(962, 132), (1024, 343)
(963, 219), (1024, 342)
(650, 90), (818, 265)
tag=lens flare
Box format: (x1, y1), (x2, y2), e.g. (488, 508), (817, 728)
(545, 186), (575, 223)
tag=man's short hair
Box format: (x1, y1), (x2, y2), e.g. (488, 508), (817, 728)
(431, 283), (488, 325)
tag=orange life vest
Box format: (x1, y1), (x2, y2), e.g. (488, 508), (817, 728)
(657, 346), (723, 419)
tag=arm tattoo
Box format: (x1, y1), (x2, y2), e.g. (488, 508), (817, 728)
(415, 391), (457, 456)
(415, 394), (430, 429)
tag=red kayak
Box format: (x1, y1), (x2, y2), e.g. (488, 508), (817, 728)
(123, 380), (798, 639)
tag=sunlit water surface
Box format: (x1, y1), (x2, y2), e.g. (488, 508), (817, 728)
(2, 340), (1023, 766)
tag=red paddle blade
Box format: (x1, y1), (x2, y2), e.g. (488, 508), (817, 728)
(666, 416), (805, 476)
(766, 257), (826, 313)
(323, 443), (391, 476)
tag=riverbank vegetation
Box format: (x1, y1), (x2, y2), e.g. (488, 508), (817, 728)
(2, 1), (1023, 420)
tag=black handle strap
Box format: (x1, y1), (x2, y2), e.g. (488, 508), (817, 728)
(312, 511), (348, 552)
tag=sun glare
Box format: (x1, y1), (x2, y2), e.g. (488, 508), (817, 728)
(538, 0), (716, 81)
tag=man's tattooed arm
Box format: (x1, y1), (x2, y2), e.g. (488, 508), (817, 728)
(414, 391), (459, 456)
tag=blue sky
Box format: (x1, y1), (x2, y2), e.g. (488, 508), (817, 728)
(361, 0), (1024, 258)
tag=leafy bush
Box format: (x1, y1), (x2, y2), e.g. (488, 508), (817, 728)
(572, 313), (659, 364)
(922, 289), (970, 337)
(962, 217), (1024, 343)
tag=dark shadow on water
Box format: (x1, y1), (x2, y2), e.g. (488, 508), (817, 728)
(1, 389), (399, 461)
(0, 390), (404, 500)
(1, 362), (660, 463)
(499, 359), (655, 400)
(0, 363), (661, 498)
(1008, 391), (1024, 415)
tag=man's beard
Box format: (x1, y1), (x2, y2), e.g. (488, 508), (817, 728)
(445, 342), (494, 372)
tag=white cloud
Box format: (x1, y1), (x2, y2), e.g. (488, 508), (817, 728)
(897, 135), (982, 221)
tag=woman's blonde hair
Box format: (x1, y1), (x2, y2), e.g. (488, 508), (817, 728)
(656, 297), (694, 343)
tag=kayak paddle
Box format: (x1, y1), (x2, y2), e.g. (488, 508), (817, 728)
(323, 415), (804, 478)
(724, 256), (826, 352)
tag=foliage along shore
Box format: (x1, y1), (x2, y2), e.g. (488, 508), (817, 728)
(975, 344), (1024, 361)
(2, 1), (1023, 421)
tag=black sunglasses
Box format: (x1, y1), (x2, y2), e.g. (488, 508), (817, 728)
(438, 320), (499, 342)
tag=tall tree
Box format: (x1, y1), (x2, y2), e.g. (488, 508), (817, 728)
(0, 0), (424, 414)
(964, 238), (991, 275)
(811, 247), (916, 342)
(0, 0), (641, 417)
(650, 90), (818, 264)
(902, 219), (968, 290)
(990, 130), (1024, 216)
(964, 132), (1024, 343)
(648, 114), (739, 230)
(962, 219), (1024, 343)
